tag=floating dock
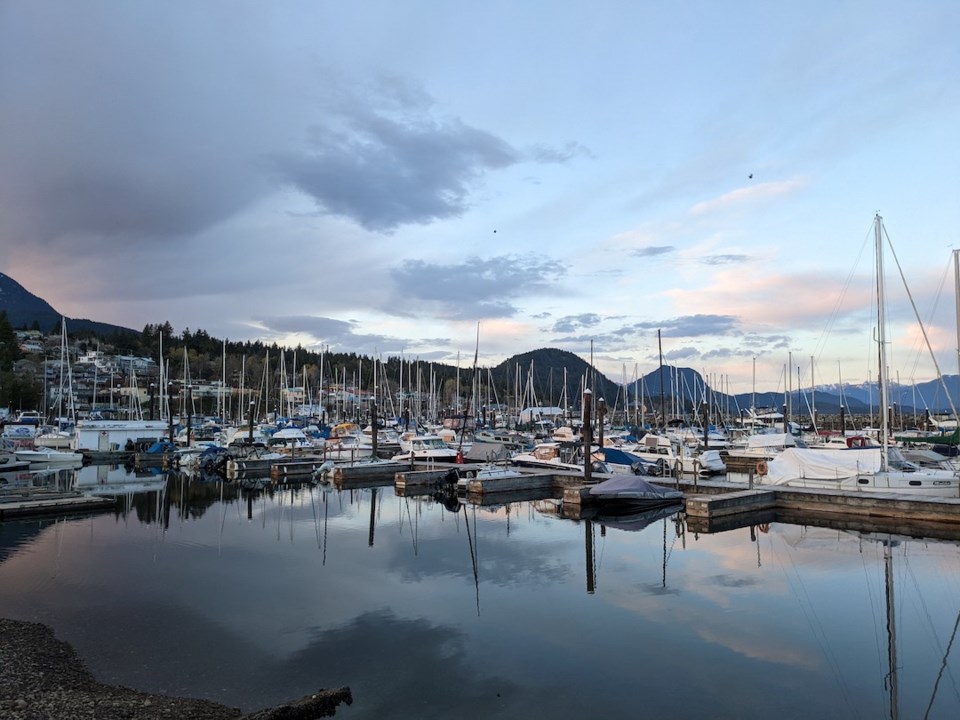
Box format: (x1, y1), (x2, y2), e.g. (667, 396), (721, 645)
(6, 454), (960, 531)
(0, 492), (115, 520)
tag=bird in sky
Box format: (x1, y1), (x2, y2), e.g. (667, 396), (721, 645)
(748, 173), (753, 179)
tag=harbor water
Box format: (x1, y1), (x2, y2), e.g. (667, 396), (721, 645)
(1, 466), (959, 719)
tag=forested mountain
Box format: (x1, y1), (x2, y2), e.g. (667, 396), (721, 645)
(0, 272), (136, 336)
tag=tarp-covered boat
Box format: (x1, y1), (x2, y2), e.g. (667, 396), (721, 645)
(587, 474), (683, 508)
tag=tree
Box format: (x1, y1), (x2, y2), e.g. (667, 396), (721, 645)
(0, 371), (40, 409)
(0, 310), (21, 372)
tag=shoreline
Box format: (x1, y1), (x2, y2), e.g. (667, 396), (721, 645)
(0, 618), (351, 719)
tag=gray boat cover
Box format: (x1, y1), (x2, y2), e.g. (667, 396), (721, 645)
(588, 474), (683, 502)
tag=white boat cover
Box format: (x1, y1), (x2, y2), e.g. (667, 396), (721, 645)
(764, 447), (883, 484)
(746, 433), (796, 449)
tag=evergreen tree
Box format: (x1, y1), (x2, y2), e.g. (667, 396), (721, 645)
(0, 310), (21, 372)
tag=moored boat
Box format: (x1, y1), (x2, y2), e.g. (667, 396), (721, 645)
(587, 474), (684, 509)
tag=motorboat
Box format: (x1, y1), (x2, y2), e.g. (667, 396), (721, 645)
(0, 452), (30, 472)
(591, 446), (660, 475)
(392, 432), (460, 463)
(14, 448), (84, 468)
(511, 441), (583, 472)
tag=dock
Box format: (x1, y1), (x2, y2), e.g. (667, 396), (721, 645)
(0, 492), (116, 520)
(334, 462), (407, 489)
(5, 451), (960, 532)
(270, 457), (332, 480)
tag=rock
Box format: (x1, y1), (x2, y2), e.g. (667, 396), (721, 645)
(0, 618), (352, 720)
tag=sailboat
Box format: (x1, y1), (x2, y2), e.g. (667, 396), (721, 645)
(761, 215), (960, 496)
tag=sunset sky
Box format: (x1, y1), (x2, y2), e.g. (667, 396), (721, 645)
(1, 1), (958, 392)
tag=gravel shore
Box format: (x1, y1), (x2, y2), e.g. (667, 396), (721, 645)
(0, 618), (351, 720)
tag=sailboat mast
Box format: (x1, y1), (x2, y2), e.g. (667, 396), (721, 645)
(657, 329), (665, 430)
(876, 214), (890, 471)
(954, 248), (960, 380)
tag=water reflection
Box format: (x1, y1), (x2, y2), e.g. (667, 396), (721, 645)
(0, 468), (957, 719)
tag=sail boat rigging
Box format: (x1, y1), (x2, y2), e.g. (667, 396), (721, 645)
(757, 216), (960, 495)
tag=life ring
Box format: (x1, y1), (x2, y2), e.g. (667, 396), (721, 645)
(756, 460), (768, 476)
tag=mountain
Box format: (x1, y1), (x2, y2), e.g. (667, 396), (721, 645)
(491, 348), (622, 408)
(2, 271), (957, 415)
(0, 272), (137, 336)
(0, 271), (61, 331)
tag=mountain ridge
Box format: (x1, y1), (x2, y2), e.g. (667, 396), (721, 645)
(0, 271), (138, 337)
(2, 271), (957, 415)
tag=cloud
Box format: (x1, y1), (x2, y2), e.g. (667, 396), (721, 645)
(527, 141), (594, 164)
(636, 314), (740, 338)
(552, 313), (602, 333)
(633, 245), (676, 258)
(250, 315), (395, 350)
(545, 313), (742, 356)
(688, 178), (805, 218)
(666, 268), (874, 330)
(388, 254), (566, 320)
(0, 3), (285, 247)
(701, 253), (751, 265)
(663, 346), (700, 361)
(0, 8), (526, 252)
(277, 107), (520, 232)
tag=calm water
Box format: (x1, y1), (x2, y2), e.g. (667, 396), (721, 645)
(1, 466), (959, 719)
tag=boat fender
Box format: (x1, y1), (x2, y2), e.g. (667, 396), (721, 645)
(756, 460), (768, 476)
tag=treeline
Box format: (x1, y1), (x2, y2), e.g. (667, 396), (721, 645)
(3, 312), (619, 415)
(0, 310), (39, 409)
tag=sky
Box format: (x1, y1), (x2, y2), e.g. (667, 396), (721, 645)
(1, 1), (958, 393)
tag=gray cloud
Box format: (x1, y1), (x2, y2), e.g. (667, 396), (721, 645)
(0, 16), (274, 246)
(633, 246), (676, 258)
(388, 254), (566, 320)
(702, 347), (738, 360)
(663, 346), (701, 361)
(0, 9), (529, 252)
(634, 314), (740, 337)
(701, 253), (751, 265)
(254, 315), (414, 354)
(527, 141), (594, 164)
(547, 313), (741, 354)
(742, 333), (792, 350)
(277, 111), (520, 232)
(552, 313), (601, 333)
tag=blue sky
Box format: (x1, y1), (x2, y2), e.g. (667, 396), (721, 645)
(1, 1), (958, 392)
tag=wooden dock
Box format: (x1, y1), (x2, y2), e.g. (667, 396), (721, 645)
(270, 457), (331, 480)
(684, 484), (960, 524)
(0, 492), (116, 520)
(685, 489), (777, 518)
(334, 462), (407, 489)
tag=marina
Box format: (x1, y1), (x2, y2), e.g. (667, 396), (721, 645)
(2, 3), (957, 715)
(1, 459), (959, 718)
